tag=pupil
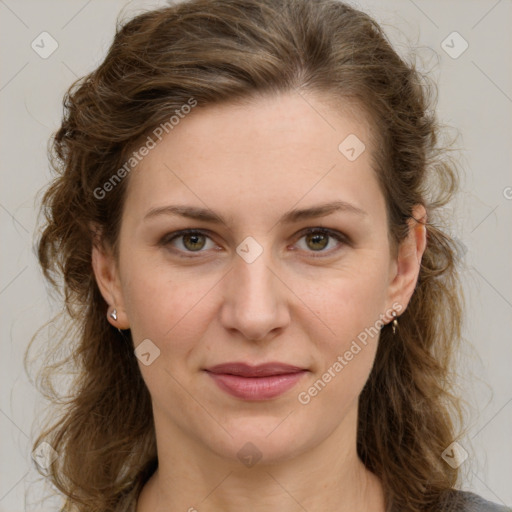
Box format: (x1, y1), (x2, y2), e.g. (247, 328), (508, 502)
(184, 234), (205, 251)
(308, 233), (328, 250)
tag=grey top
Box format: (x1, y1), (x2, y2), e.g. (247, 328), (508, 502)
(385, 491), (511, 512)
(440, 491), (511, 512)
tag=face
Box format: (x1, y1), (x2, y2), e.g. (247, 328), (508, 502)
(93, 91), (424, 467)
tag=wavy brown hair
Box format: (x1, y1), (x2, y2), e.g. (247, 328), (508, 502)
(26, 0), (465, 510)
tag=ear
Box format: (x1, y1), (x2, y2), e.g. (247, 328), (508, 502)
(385, 204), (427, 320)
(90, 227), (130, 330)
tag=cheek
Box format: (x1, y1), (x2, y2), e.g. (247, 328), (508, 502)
(295, 268), (388, 417)
(120, 268), (215, 400)
(120, 259), (221, 353)
(315, 259), (390, 343)
(301, 256), (390, 396)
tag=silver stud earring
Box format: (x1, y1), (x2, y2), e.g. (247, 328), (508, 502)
(391, 311), (398, 335)
(109, 308), (118, 321)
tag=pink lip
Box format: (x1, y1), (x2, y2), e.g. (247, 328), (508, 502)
(204, 362), (307, 400)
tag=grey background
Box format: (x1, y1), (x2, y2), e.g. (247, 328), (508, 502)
(1, 0), (511, 510)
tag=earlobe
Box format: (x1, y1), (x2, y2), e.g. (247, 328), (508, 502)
(91, 240), (131, 330)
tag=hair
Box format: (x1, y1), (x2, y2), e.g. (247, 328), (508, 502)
(26, 0), (465, 510)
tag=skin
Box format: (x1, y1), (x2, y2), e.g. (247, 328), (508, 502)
(92, 91), (427, 512)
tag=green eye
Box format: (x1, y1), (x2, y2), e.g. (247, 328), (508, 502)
(181, 232), (207, 251)
(160, 227), (348, 259)
(296, 228), (346, 255)
(163, 229), (215, 254)
(304, 231), (329, 251)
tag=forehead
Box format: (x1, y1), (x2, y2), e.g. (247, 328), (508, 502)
(123, 91), (384, 224)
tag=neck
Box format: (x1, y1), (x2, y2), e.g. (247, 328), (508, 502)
(137, 405), (386, 512)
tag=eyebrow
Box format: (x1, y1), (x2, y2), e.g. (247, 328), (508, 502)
(143, 200), (368, 225)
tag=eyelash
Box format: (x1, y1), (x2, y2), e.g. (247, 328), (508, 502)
(159, 227), (349, 259)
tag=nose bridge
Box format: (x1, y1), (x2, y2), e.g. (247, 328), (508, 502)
(220, 239), (289, 340)
(235, 249), (275, 299)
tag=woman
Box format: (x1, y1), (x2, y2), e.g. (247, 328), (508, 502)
(27, 0), (510, 511)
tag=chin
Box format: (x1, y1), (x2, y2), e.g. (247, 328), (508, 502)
(199, 415), (318, 467)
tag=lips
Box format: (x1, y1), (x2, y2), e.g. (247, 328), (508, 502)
(204, 362), (307, 400)
(205, 362), (305, 377)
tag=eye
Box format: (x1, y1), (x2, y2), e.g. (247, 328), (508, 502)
(160, 227), (348, 259)
(294, 228), (347, 256)
(161, 229), (216, 256)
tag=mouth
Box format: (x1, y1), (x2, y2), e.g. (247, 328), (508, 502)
(204, 362), (308, 400)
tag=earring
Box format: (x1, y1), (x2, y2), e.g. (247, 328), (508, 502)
(109, 308), (118, 321)
(391, 311), (398, 335)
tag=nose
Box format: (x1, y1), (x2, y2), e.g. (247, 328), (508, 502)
(219, 247), (290, 342)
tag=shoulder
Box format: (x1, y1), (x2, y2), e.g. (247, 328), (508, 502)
(441, 490), (511, 512)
